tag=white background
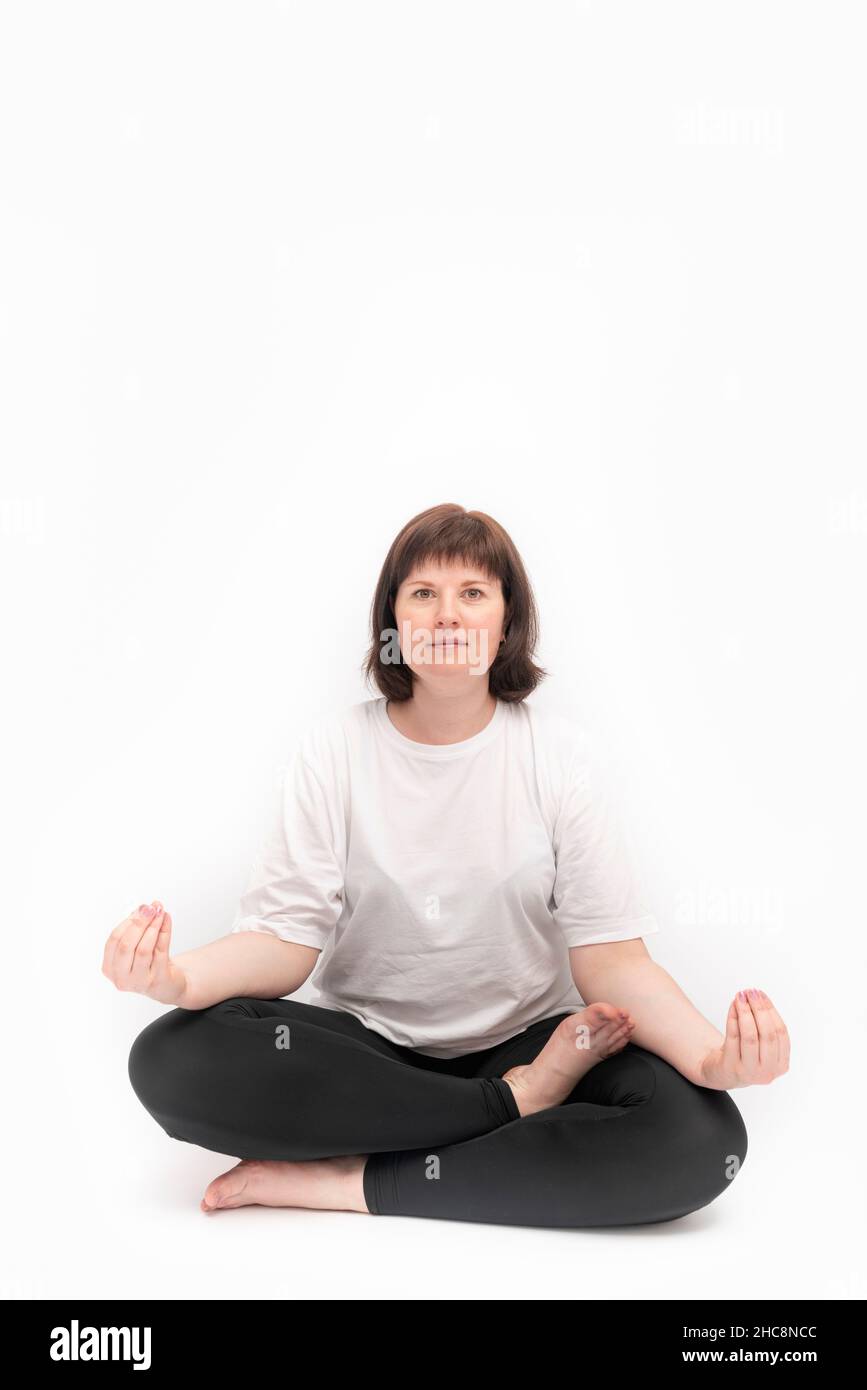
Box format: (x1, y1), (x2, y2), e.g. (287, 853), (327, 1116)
(2, 1), (865, 1301)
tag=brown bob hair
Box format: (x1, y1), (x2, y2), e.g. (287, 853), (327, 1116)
(361, 503), (548, 704)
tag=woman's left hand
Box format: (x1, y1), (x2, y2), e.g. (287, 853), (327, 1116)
(699, 989), (790, 1090)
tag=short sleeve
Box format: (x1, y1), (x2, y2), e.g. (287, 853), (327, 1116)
(551, 731), (659, 949)
(230, 746), (344, 951)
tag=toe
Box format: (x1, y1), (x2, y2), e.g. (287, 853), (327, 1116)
(201, 1162), (252, 1212)
(587, 1001), (619, 1026)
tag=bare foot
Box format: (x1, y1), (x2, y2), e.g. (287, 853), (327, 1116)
(502, 1002), (635, 1117)
(200, 1154), (369, 1214)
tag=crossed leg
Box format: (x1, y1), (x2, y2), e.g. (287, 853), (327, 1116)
(127, 997), (748, 1228)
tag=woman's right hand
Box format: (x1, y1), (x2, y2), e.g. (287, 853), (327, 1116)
(102, 901), (189, 1006)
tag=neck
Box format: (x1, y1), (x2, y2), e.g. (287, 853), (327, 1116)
(387, 684), (497, 746)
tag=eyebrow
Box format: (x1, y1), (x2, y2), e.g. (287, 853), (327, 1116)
(402, 577), (492, 588)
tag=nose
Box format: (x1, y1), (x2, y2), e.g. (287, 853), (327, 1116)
(433, 596), (462, 626)
(434, 609), (462, 630)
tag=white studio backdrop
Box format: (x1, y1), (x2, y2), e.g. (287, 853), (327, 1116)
(1, 1), (864, 1299)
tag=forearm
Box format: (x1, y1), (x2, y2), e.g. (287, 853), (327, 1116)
(172, 931), (321, 1011)
(573, 957), (724, 1086)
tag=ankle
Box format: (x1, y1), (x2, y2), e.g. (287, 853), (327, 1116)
(502, 1066), (543, 1118)
(324, 1154), (369, 1213)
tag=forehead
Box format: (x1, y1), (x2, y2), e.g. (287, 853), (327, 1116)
(397, 567), (494, 583)
(401, 560), (498, 583)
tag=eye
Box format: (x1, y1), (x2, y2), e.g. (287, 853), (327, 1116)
(408, 586), (486, 600)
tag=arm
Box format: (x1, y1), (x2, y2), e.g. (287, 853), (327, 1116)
(102, 902), (321, 1010)
(569, 938), (724, 1087)
(175, 740), (342, 1010)
(552, 731), (790, 1090)
(173, 931), (321, 1011)
(105, 738), (341, 1012)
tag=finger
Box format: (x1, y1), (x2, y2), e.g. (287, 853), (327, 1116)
(750, 989), (779, 1076)
(103, 905), (146, 977)
(130, 908), (166, 985)
(153, 912), (171, 958)
(722, 996), (740, 1062)
(150, 913), (172, 975)
(102, 925), (123, 978)
(760, 991), (790, 1073)
(118, 903), (162, 981)
(724, 996), (739, 1038)
(735, 990), (759, 1068)
(105, 904), (156, 982)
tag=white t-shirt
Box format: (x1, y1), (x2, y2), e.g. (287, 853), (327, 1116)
(230, 696), (659, 1058)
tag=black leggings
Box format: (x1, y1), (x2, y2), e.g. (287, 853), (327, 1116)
(127, 995), (749, 1229)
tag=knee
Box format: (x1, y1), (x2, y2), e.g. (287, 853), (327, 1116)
(127, 1012), (165, 1102)
(127, 1008), (195, 1115)
(660, 1078), (749, 1217)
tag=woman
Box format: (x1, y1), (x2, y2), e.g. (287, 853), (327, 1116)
(112, 503), (788, 1228)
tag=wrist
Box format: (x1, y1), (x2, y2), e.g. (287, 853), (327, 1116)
(691, 1040), (721, 1088)
(168, 965), (195, 1009)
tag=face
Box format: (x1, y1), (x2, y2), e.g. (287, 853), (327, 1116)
(390, 557), (507, 684)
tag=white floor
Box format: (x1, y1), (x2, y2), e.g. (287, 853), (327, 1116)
(5, 984), (863, 1302)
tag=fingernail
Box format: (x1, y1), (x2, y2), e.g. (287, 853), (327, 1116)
(141, 904), (156, 919)
(738, 990), (746, 1001)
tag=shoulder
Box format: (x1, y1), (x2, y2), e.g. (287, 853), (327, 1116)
(513, 699), (595, 765)
(290, 698), (380, 770)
